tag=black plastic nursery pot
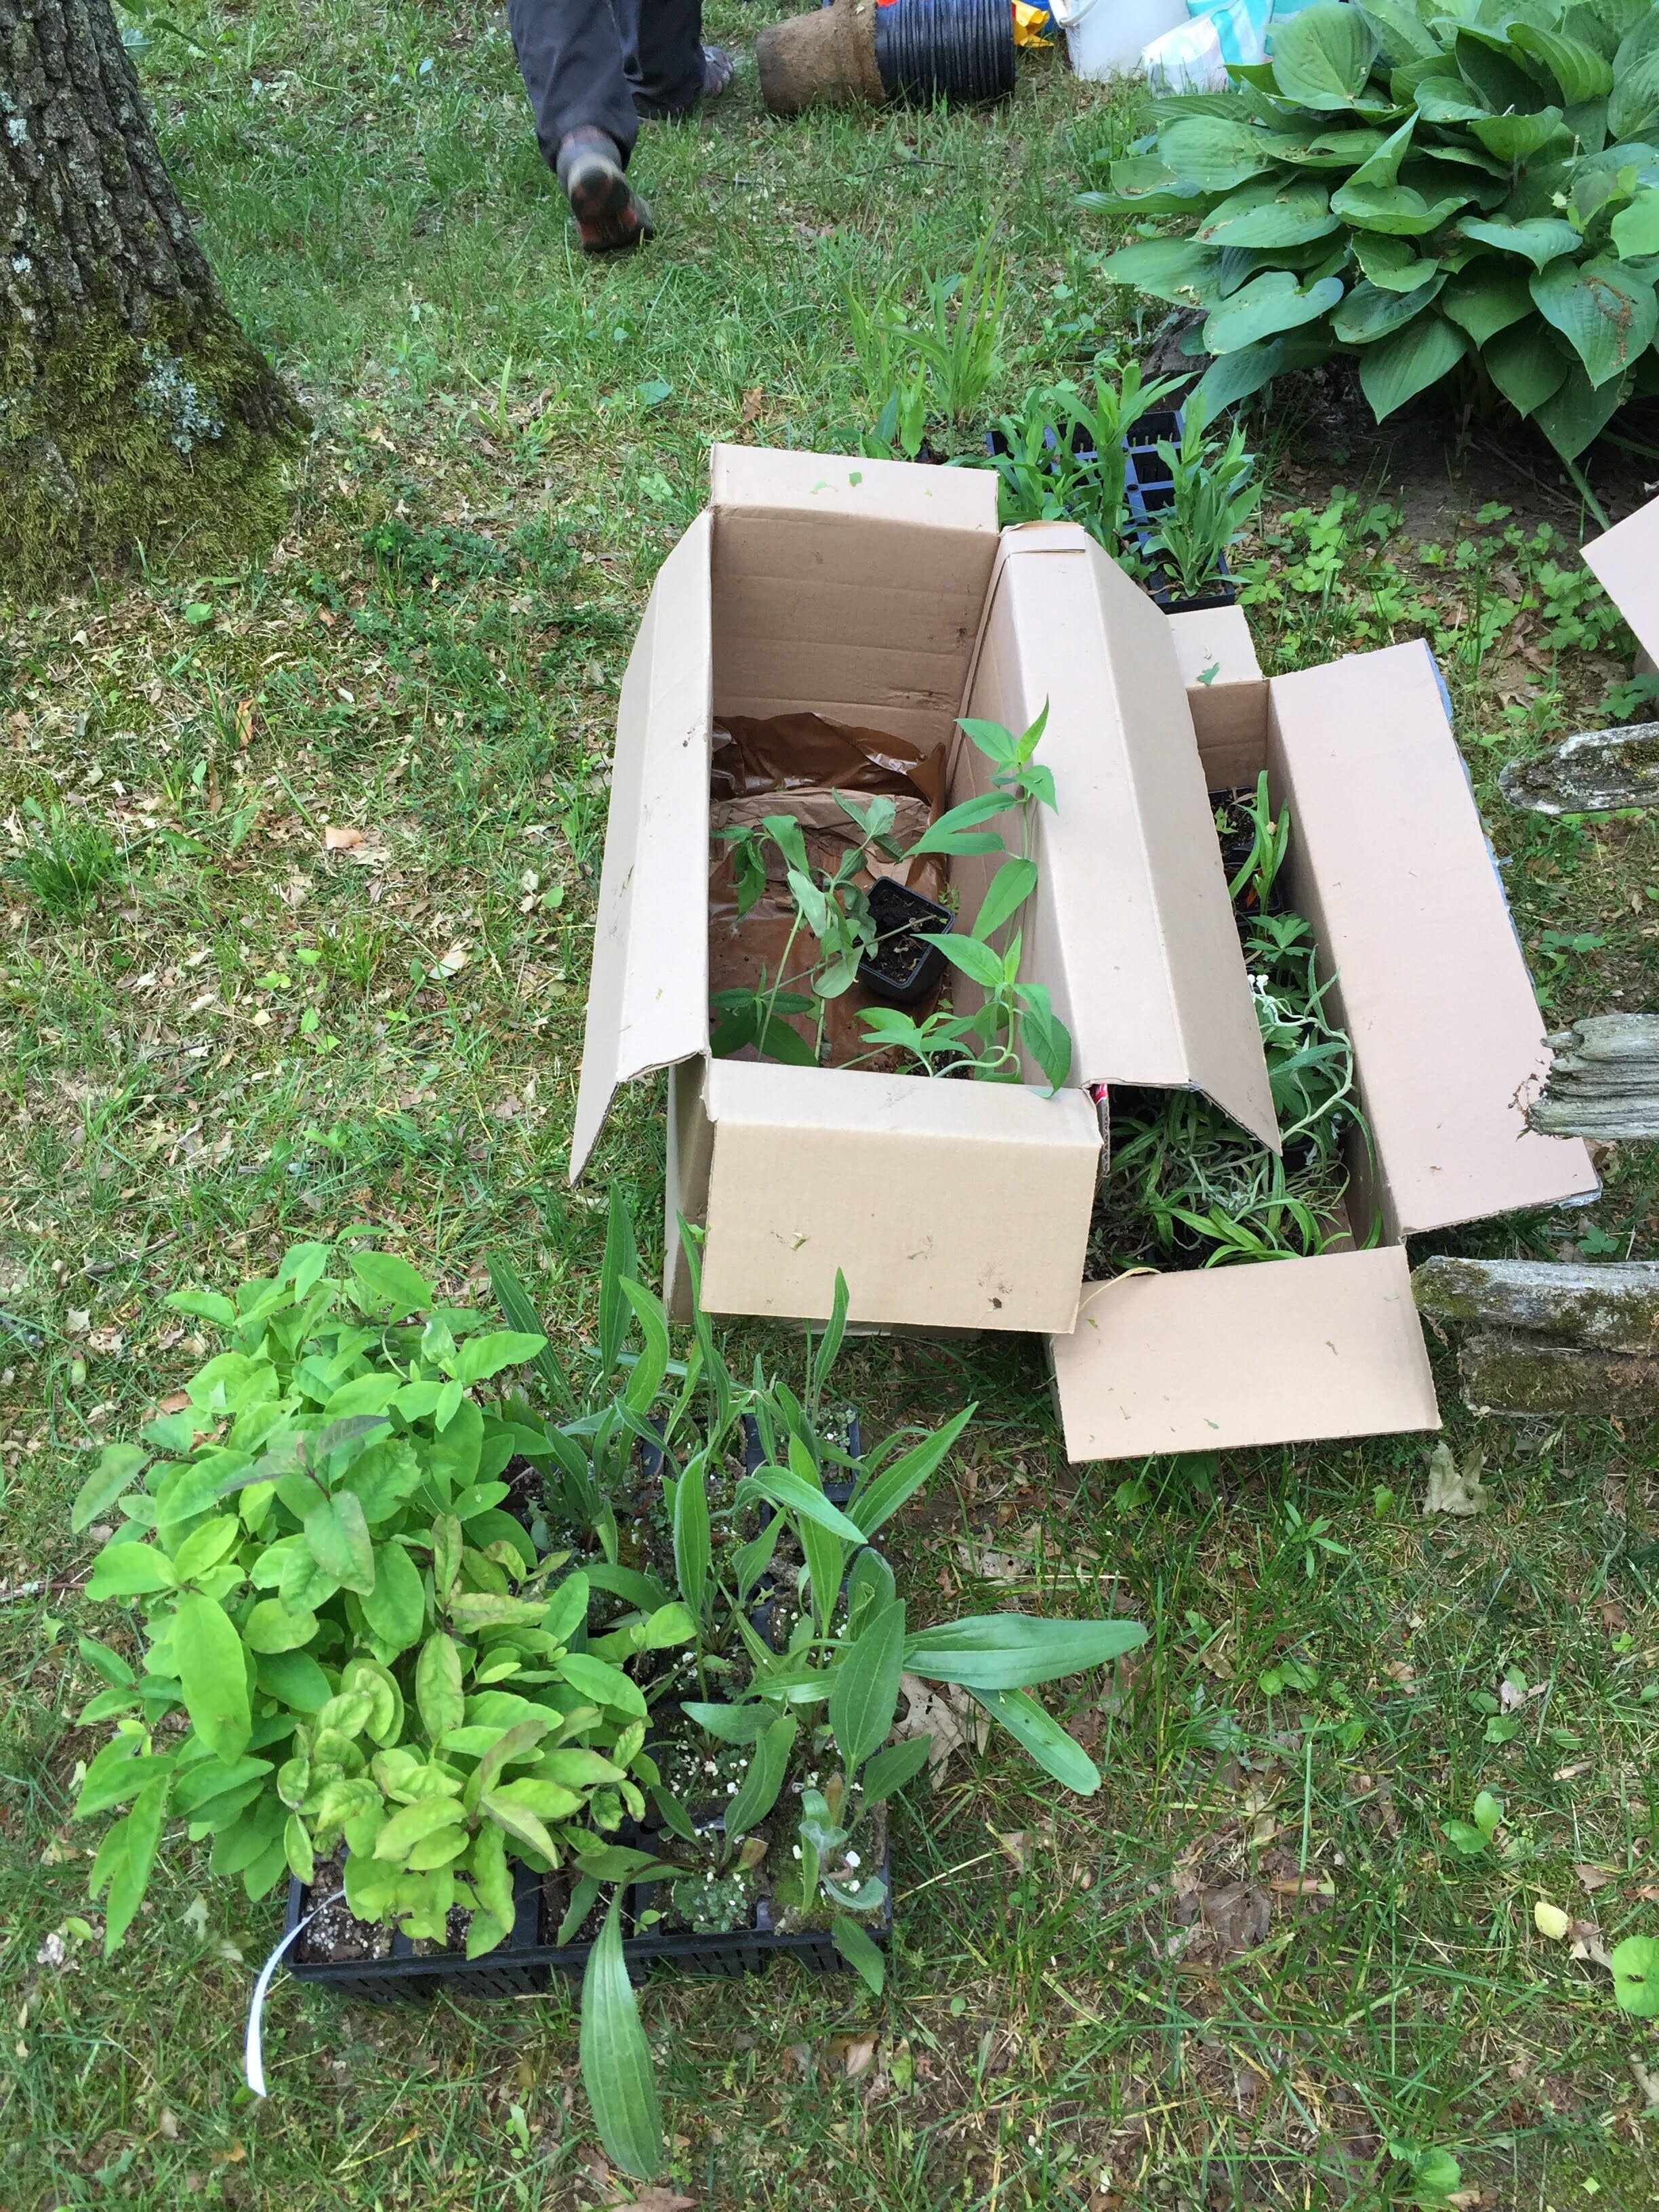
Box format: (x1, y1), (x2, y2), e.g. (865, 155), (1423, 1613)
(874, 0), (1015, 104)
(1124, 438), (1237, 616)
(285, 1853), (554, 2004)
(857, 876), (952, 1006)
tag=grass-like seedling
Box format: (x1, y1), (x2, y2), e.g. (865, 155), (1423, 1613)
(10, 801), (125, 916)
(1092, 776), (1361, 1271)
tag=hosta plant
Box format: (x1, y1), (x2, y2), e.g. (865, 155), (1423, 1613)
(70, 1240), (672, 1959)
(1086, 0), (1659, 462)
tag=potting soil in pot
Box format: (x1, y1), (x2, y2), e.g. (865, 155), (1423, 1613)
(708, 711), (951, 1067)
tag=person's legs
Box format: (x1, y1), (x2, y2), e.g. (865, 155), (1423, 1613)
(508, 0), (655, 251)
(507, 0), (640, 167)
(616, 0), (707, 120)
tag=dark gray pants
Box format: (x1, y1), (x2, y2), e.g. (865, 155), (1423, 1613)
(508, 0), (704, 170)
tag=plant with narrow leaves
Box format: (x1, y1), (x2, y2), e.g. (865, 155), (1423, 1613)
(71, 1238), (669, 1957)
(1086, 0), (1659, 472)
(712, 710), (1073, 1093)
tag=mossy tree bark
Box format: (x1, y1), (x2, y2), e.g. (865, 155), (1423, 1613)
(1, 0), (306, 591)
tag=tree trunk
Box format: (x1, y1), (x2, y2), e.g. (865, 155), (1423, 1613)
(1412, 1254), (1659, 1355)
(1456, 1334), (1659, 1420)
(1498, 722), (1659, 815)
(0, 0), (306, 588)
(1530, 1013), (1659, 1141)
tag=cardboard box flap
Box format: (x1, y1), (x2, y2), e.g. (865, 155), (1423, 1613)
(1050, 1248), (1438, 1460)
(962, 527), (1277, 1149)
(1267, 640), (1598, 1237)
(696, 1057), (1100, 1334)
(1582, 496), (1659, 667)
(710, 444), (1000, 750)
(570, 512), (714, 1181)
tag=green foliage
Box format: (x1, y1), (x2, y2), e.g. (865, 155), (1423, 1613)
(712, 711), (1073, 1092)
(72, 1237), (661, 1957)
(1139, 401), (1264, 600)
(1092, 779), (1363, 1271)
(1088, 0), (1659, 455)
(842, 243), (1006, 442)
(1441, 1787), (1505, 1858)
(9, 800), (125, 916)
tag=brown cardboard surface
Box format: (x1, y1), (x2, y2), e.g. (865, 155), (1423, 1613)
(710, 445), (999, 750)
(1050, 1247), (1438, 1459)
(1582, 497), (1659, 668)
(1267, 641), (1598, 1237)
(1167, 605), (1269, 789)
(961, 527), (1277, 1147)
(695, 1057), (1100, 1332)
(571, 510), (714, 1181)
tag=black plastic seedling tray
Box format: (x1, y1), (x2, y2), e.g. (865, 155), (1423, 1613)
(285, 1854), (552, 2005)
(859, 876), (952, 1006)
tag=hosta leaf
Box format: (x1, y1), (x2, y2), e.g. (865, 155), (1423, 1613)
(1357, 314), (1469, 417)
(1156, 115), (1279, 192)
(1330, 275), (1443, 343)
(1530, 256), (1658, 386)
(1469, 108), (1568, 161)
(1195, 177), (1339, 249)
(1460, 217), (1582, 269)
(1358, 0), (1438, 67)
(1271, 1), (1378, 108)
(1532, 356), (1630, 457)
(1202, 270), (1345, 352)
(1353, 233), (1442, 291)
(1613, 189), (1659, 261)
(1191, 336), (1290, 413)
(1441, 265), (1534, 346)
(1482, 319), (1570, 417)
(1332, 180), (1471, 234)
(1609, 7), (1659, 142)
(1097, 240), (1225, 308)
(1509, 24), (1612, 104)
(1412, 73), (1491, 125)
(1347, 115), (1415, 188)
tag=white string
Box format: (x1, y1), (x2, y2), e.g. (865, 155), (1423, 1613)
(243, 1908), (314, 2099)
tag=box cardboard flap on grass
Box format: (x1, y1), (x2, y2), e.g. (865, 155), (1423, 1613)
(1582, 495), (1659, 670)
(573, 445), (1271, 1335)
(1049, 611), (1599, 1462)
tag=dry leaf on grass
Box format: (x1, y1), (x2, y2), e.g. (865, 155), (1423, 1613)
(828, 2032), (878, 2081)
(1574, 1863), (1616, 1892)
(992, 1829), (1033, 1872)
(1172, 1879), (1271, 1959)
(1568, 1919), (1612, 1969)
(434, 941), (470, 976)
(608, 2190), (696, 2212)
(894, 1674), (983, 1782)
(1423, 1441), (1487, 1517)
(323, 824), (365, 851)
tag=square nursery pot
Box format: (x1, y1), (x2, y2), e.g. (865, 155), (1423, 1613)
(620, 1838), (893, 1982)
(857, 876), (952, 1006)
(285, 1853), (550, 2004)
(1124, 445), (1237, 617)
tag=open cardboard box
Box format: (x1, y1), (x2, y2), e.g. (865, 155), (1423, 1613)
(572, 444), (1599, 1455)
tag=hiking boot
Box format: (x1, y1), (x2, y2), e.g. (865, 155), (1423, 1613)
(701, 43), (737, 100)
(556, 129), (653, 254)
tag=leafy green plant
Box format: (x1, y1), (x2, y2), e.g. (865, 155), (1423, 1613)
(1610, 1933), (1659, 2015)
(1087, 0), (1659, 471)
(1140, 397), (1265, 599)
(846, 245), (1007, 445)
(71, 1237), (665, 1959)
(987, 359), (1186, 548)
(10, 799), (125, 916)
(1091, 779), (1363, 1271)
(1441, 1786), (1504, 1858)
(712, 712), (1074, 1093)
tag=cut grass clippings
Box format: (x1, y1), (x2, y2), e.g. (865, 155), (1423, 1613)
(2, 2), (1659, 2207)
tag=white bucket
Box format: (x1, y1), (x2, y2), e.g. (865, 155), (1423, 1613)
(1048, 0), (1188, 79)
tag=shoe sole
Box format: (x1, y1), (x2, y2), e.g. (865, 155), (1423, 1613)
(565, 158), (654, 253)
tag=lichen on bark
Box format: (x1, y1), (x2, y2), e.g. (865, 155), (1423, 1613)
(1, 0), (307, 591)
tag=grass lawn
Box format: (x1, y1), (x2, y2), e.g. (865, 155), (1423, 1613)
(4, 2), (1659, 2205)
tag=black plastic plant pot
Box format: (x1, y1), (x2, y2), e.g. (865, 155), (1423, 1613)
(858, 876), (952, 1006)
(285, 1854), (549, 2005)
(874, 0), (1014, 105)
(1141, 560), (1237, 617)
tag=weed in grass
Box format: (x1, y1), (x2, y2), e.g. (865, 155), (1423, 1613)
(9, 802), (126, 916)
